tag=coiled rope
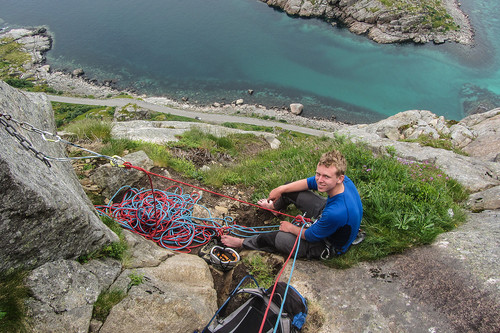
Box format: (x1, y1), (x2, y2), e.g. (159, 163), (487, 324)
(95, 163), (312, 253)
(95, 184), (283, 252)
(94, 163), (294, 252)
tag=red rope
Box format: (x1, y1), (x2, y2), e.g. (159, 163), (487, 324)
(123, 162), (299, 220)
(134, 164), (161, 239)
(258, 230), (302, 333)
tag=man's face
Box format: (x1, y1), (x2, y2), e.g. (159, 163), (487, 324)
(315, 163), (344, 196)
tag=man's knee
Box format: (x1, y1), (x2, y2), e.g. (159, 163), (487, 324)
(274, 232), (301, 254)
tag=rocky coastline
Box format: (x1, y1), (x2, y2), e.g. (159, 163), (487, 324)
(260, 0), (474, 45)
(1, 0), (476, 127)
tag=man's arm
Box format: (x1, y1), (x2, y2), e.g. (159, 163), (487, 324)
(268, 179), (308, 202)
(279, 221), (307, 240)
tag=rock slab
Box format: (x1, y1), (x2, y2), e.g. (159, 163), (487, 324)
(0, 81), (118, 271)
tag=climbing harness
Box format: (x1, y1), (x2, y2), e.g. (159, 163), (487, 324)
(0, 112), (125, 167)
(320, 238), (339, 260)
(320, 229), (366, 260)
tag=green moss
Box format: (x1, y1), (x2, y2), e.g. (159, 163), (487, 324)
(0, 270), (30, 333)
(0, 38), (31, 74)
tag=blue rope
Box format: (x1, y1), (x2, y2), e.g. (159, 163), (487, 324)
(96, 186), (281, 251)
(272, 224), (306, 333)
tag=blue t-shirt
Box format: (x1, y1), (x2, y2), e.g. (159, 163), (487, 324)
(304, 175), (363, 254)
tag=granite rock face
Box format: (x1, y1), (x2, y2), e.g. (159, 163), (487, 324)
(90, 150), (154, 199)
(0, 81), (118, 271)
(260, 0), (473, 45)
(99, 253), (217, 333)
(25, 260), (105, 333)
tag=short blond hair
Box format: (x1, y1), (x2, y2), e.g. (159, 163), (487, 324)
(318, 149), (347, 176)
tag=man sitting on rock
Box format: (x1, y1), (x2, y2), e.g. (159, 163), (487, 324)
(221, 149), (363, 259)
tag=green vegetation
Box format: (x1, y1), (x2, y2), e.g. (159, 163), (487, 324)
(401, 133), (467, 155)
(78, 216), (128, 263)
(147, 112), (198, 122)
(90, 127), (467, 268)
(92, 289), (126, 322)
(97, 127), (264, 179)
(248, 112), (287, 123)
(0, 270), (30, 333)
(0, 37), (30, 78)
(378, 0), (458, 32)
(52, 101), (114, 127)
(243, 254), (276, 289)
(4, 78), (58, 94)
(53, 101), (199, 130)
(0, 38), (61, 94)
(63, 118), (113, 143)
(4, 78), (34, 89)
(221, 122), (275, 133)
(128, 271), (144, 289)
(112, 93), (134, 99)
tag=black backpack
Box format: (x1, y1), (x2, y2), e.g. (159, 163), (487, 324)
(199, 275), (308, 333)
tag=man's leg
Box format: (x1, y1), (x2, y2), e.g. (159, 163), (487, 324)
(221, 232), (280, 252)
(223, 231), (324, 259)
(274, 189), (327, 219)
(242, 231), (279, 252)
(274, 232), (325, 259)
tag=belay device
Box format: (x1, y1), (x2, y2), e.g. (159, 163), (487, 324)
(197, 275), (308, 333)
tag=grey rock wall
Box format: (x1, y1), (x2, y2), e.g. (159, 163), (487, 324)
(0, 81), (118, 271)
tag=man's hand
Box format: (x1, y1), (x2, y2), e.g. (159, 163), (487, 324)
(279, 221), (306, 240)
(267, 186), (284, 202)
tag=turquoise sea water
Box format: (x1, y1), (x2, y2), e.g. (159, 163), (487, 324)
(1, 0), (499, 123)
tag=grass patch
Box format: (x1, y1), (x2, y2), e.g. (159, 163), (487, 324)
(92, 288), (126, 322)
(4, 78), (34, 89)
(52, 102), (114, 128)
(0, 37), (31, 78)
(401, 133), (467, 155)
(221, 122), (275, 133)
(378, 0), (458, 32)
(149, 112), (199, 122)
(201, 134), (467, 267)
(63, 118), (113, 143)
(78, 216), (128, 263)
(0, 270), (30, 333)
(128, 271), (144, 289)
(98, 128), (265, 177)
(112, 93), (134, 99)
(243, 254), (276, 289)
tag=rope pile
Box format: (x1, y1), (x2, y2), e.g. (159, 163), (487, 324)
(95, 185), (280, 252)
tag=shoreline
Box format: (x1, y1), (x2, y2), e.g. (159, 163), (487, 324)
(1, 0), (477, 127)
(437, 0), (475, 45)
